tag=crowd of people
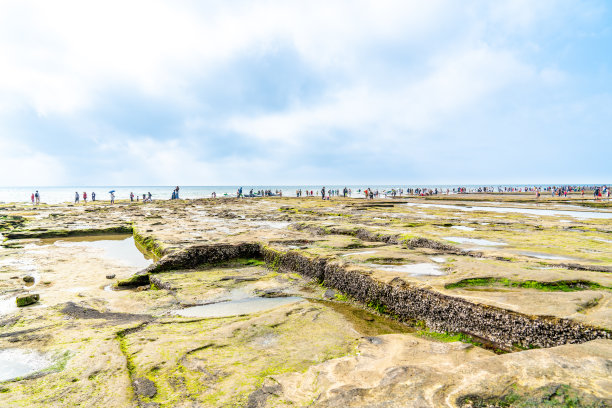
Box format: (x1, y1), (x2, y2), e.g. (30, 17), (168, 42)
(26, 185), (611, 205)
(45, 190), (156, 205)
(237, 188), (284, 198)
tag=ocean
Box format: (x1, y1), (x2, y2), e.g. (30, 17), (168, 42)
(0, 185), (605, 205)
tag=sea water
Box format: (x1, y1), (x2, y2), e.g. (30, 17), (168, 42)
(1, 185), (609, 204)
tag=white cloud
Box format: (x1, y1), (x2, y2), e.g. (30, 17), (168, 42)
(94, 136), (280, 185)
(0, 0), (525, 115)
(0, 139), (66, 185)
(225, 47), (534, 150)
(0, 0), (608, 185)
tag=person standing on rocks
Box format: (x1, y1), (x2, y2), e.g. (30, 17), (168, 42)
(83, 192), (87, 203)
(321, 187), (326, 199)
(75, 191), (80, 204)
(92, 192), (96, 201)
(110, 192), (115, 204)
(31, 193), (35, 205)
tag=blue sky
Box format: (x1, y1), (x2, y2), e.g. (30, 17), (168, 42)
(0, 0), (610, 186)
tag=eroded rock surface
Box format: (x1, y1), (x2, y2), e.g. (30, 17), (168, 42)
(0, 194), (611, 406)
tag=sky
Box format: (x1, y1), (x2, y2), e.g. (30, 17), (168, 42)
(0, 0), (610, 186)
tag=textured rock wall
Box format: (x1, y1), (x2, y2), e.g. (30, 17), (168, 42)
(123, 241), (610, 349)
(145, 242), (261, 274)
(261, 247), (611, 349)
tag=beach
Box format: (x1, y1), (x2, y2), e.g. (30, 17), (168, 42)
(0, 193), (611, 407)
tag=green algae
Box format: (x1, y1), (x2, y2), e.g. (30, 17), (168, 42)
(119, 303), (358, 407)
(132, 228), (165, 259)
(116, 274), (150, 288)
(233, 258), (266, 267)
(416, 329), (478, 344)
(445, 278), (611, 292)
(457, 383), (610, 408)
(5, 225), (133, 240)
(367, 299), (388, 314)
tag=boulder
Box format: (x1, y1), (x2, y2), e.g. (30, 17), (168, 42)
(16, 294), (39, 307)
(323, 289), (336, 299)
(133, 377), (157, 398)
(22, 275), (35, 283)
(106, 274), (116, 279)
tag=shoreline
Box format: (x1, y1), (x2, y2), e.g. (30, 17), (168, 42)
(1, 194), (611, 406)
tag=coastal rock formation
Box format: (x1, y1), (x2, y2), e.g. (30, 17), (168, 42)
(0, 194), (610, 406)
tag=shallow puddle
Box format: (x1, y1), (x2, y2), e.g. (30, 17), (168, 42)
(43, 235), (154, 269)
(592, 238), (612, 244)
(405, 203), (612, 219)
(317, 300), (414, 336)
(367, 263), (444, 276)
(450, 225), (476, 231)
(341, 250), (378, 257)
(517, 251), (573, 260)
(249, 220), (292, 229)
(173, 296), (303, 318)
(0, 295), (17, 315)
(0, 348), (51, 381)
(444, 236), (507, 246)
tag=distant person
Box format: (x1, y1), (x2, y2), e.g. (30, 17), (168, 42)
(148, 192), (152, 201)
(175, 186), (180, 199)
(75, 191), (79, 203)
(83, 192), (87, 203)
(92, 192), (96, 201)
(110, 192), (115, 204)
(130, 192), (134, 202)
(35, 191), (40, 205)
(31, 193), (35, 205)
(321, 187), (325, 199)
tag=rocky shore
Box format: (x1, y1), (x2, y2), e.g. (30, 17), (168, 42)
(0, 194), (611, 407)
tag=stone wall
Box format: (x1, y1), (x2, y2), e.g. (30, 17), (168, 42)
(145, 242), (262, 274)
(121, 241), (610, 349)
(261, 247), (611, 349)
